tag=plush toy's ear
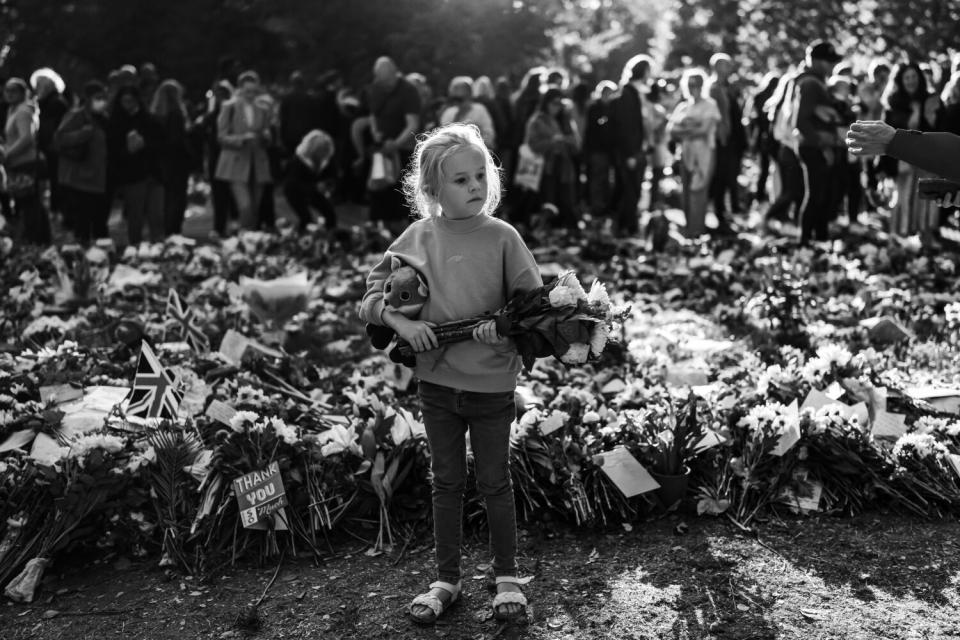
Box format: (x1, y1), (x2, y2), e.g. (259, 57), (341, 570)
(417, 274), (428, 299)
(390, 255), (402, 271)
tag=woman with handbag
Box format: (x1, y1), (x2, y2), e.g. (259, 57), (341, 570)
(54, 80), (111, 245)
(214, 71), (273, 232)
(523, 88), (580, 231)
(1, 78), (50, 245)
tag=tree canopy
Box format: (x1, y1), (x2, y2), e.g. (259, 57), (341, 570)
(1, 0), (958, 97)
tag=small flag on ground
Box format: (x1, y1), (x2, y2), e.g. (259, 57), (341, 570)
(127, 340), (183, 419)
(166, 288), (210, 353)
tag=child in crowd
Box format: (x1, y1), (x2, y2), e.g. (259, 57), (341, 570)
(359, 123), (542, 624)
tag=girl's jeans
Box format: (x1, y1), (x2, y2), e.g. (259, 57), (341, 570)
(418, 381), (518, 584)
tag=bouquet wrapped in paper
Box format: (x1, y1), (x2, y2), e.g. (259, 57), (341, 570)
(397, 271), (628, 371)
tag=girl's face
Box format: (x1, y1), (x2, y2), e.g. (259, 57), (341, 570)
(437, 146), (487, 220)
(902, 68), (920, 95)
(685, 77), (703, 99)
(547, 99), (562, 116)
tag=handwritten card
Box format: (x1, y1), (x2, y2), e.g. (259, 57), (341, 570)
(801, 389), (840, 412)
(539, 411), (567, 436)
(596, 446), (660, 497)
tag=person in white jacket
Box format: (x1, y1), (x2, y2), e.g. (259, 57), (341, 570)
(439, 76), (496, 148)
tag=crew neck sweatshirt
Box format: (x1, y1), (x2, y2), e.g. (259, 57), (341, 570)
(359, 214), (542, 393)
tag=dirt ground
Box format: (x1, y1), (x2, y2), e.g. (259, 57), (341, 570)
(3, 512), (959, 640)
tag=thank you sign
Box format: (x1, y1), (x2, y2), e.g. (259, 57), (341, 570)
(233, 462), (288, 530)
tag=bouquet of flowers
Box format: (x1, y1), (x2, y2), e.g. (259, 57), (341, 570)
(397, 272), (628, 371)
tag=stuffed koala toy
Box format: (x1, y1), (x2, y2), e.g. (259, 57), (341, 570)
(365, 257), (429, 366)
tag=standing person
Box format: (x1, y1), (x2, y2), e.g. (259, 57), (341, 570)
(355, 57), (421, 234)
(523, 88), (580, 230)
(668, 69), (721, 238)
(494, 77), (517, 181)
(2, 78), (50, 244)
(30, 68), (69, 218)
(255, 91), (281, 231)
(215, 71), (273, 232)
(880, 61), (942, 241)
(707, 53), (747, 233)
(139, 63), (160, 107)
(53, 80), (111, 244)
(611, 54), (651, 235)
(582, 80), (617, 217)
(825, 75), (861, 223)
(745, 72), (780, 205)
(151, 79), (193, 236)
(509, 68), (544, 185)
(794, 41), (844, 245)
(108, 85), (165, 245)
(764, 70), (804, 227)
(439, 77), (496, 148)
(644, 80), (672, 209)
(937, 72), (960, 134)
(359, 123), (540, 625)
(473, 76), (508, 155)
(200, 80), (237, 236)
(282, 129), (336, 231)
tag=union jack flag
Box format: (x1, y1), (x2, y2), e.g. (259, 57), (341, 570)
(166, 288), (210, 353)
(126, 340), (183, 420)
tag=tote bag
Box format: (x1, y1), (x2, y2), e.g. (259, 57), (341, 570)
(514, 143), (545, 192)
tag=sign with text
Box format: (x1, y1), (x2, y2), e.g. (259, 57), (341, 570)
(233, 462), (289, 530)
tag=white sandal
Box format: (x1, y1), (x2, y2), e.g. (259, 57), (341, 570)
(492, 576), (528, 621)
(408, 580), (461, 624)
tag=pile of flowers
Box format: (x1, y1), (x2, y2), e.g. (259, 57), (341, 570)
(1, 220), (960, 601)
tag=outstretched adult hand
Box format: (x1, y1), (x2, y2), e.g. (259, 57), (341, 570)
(846, 120), (897, 156)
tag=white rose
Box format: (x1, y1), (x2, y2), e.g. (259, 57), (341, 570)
(548, 286), (578, 308)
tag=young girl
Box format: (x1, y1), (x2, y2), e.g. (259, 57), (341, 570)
(359, 123), (541, 623)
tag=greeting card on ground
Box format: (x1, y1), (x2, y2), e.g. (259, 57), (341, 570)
(596, 446), (660, 497)
(233, 461), (289, 531)
(39, 384), (84, 405)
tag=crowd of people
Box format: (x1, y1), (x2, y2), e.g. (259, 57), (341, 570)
(2, 41), (960, 249)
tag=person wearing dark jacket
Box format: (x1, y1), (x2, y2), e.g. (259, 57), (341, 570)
(707, 54), (747, 232)
(794, 41), (844, 245)
(150, 79), (194, 236)
(283, 129), (336, 231)
(611, 54), (651, 235)
(54, 81), (111, 244)
(583, 81), (617, 216)
(108, 85), (165, 245)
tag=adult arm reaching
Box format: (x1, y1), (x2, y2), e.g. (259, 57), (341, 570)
(846, 120), (960, 183)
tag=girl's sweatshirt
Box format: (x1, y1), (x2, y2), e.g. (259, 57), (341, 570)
(360, 213), (542, 393)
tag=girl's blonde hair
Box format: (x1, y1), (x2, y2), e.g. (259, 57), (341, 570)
(402, 123), (502, 219)
(296, 129), (335, 171)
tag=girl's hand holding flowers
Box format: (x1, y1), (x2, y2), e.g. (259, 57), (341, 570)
(389, 314), (438, 353)
(473, 319), (507, 346)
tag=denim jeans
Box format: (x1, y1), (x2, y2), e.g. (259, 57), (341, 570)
(418, 380), (518, 584)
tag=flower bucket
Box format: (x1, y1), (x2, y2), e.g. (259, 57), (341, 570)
(651, 466), (691, 508)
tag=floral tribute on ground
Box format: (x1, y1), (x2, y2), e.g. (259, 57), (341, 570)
(0, 222), (960, 602)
